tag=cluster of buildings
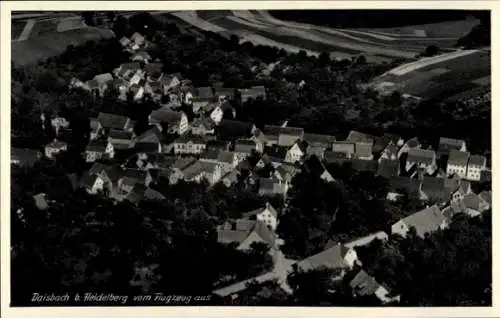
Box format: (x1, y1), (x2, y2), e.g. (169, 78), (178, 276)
(10, 30), (492, 305)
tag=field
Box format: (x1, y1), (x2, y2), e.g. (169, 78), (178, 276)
(11, 16), (114, 66)
(166, 10), (478, 62)
(371, 49), (490, 101)
(12, 27), (114, 66)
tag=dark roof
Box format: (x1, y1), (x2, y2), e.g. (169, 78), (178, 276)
(303, 155), (328, 177)
(373, 136), (392, 154)
(174, 134), (209, 145)
(324, 150), (349, 163)
(346, 130), (376, 143)
(234, 139), (257, 153)
(405, 137), (421, 149)
(463, 193), (481, 211)
(480, 170), (491, 182)
(214, 87), (236, 97)
(11, 148), (41, 165)
(331, 142), (355, 154)
(97, 112), (130, 130)
(263, 125), (304, 138)
(134, 142), (159, 153)
(200, 150), (235, 164)
(79, 171), (99, 189)
(46, 139), (67, 149)
(400, 205), (445, 237)
(206, 139), (231, 151)
(303, 133), (336, 147)
(407, 148), (435, 165)
(217, 229), (251, 245)
(296, 244), (350, 272)
(108, 129), (134, 141)
(447, 149), (470, 166)
(86, 140), (108, 152)
(145, 62), (163, 75)
(217, 120), (255, 138)
(88, 162), (111, 175)
(136, 126), (165, 144)
(195, 86), (214, 99)
(149, 110), (184, 124)
(468, 155), (486, 167)
(388, 176), (421, 194)
(350, 270), (381, 296)
(264, 145), (289, 160)
(351, 159), (378, 173)
(438, 137), (465, 155)
(421, 177), (446, 200)
(192, 117), (215, 130)
(377, 159), (400, 178)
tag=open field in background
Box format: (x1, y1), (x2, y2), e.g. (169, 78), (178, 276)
(12, 27), (114, 66)
(366, 19), (480, 38)
(372, 49), (490, 101)
(165, 10), (478, 62)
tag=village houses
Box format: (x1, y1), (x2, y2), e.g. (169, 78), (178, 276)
(45, 139), (68, 159)
(148, 109), (189, 135)
(466, 154), (487, 181)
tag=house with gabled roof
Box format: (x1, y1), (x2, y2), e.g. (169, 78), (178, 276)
(214, 87), (236, 102)
(130, 32), (146, 47)
(263, 125), (304, 147)
(302, 155), (335, 183)
(406, 148), (437, 175)
(206, 139), (231, 152)
(97, 112), (135, 133)
(285, 141), (307, 164)
(179, 160), (222, 186)
(349, 270), (400, 304)
(438, 137), (467, 158)
(446, 149), (470, 179)
(200, 150), (238, 174)
(173, 134), (210, 155)
(44, 139), (68, 159)
(220, 169), (242, 188)
(330, 141), (356, 159)
(346, 130), (376, 143)
(391, 205), (447, 238)
(304, 133), (336, 150)
(148, 109), (189, 135)
(450, 179), (471, 203)
(461, 192), (490, 217)
(258, 178), (289, 197)
(132, 50), (152, 63)
(114, 62), (143, 81)
(239, 85), (266, 103)
(162, 74), (181, 93)
(466, 154), (487, 181)
(233, 139), (259, 162)
(217, 219), (278, 253)
(119, 36), (131, 48)
(108, 129), (135, 150)
(379, 143), (399, 162)
(295, 243), (358, 277)
(242, 202), (279, 231)
(191, 117), (216, 136)
(344, 231), (389, 249)
(79, 171), (105, 195)
(397, 137), (421, 158)
(419, 177), (447, 203)
(85, 140), (114, 162)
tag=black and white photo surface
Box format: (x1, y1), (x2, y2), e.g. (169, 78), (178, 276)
(8, 7), (492, 308)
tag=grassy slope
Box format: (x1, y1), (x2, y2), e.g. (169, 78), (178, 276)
(12, 27), (114, 66)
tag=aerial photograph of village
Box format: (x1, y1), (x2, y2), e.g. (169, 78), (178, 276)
(9, 8), (491, 307)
